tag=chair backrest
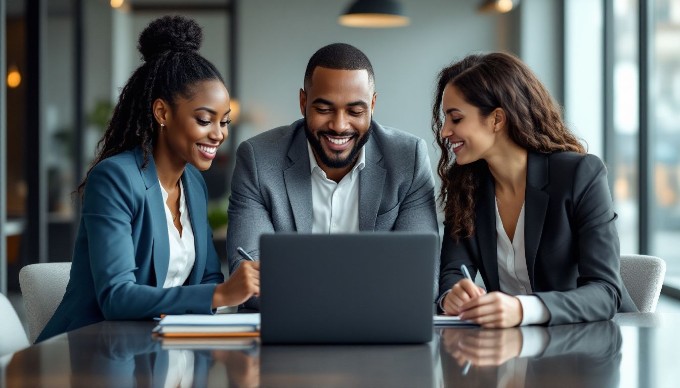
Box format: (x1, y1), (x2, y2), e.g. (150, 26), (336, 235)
(620, 254), (666, 313)
(0, 293), (29, 359)
(19, 262), (72, 343)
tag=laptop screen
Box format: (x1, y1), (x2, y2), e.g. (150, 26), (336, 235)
(259, 232), (438, 344)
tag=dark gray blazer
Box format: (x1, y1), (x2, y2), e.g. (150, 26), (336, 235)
(227, 119), (439, 309)
(438, 151), (637, 325)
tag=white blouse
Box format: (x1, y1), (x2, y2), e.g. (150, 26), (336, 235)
(494, 199), (549, 325)
(159, 179), (196, 288)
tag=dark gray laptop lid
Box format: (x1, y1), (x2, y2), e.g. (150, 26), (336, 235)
(260, 232), (438, 344)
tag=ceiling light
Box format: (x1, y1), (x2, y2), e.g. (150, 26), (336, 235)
(7, 65), (21, 89)
(339, 0), (410, 28)
(110, 0), (125, 9)
(478, 0), (519, 14)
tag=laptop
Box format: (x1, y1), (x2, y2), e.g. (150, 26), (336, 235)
(259, 232), (438, 344)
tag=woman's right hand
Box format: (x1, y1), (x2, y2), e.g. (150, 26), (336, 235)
(212, 261), (260, 309)
(442, 279), (486, 316)
(442, 327), (523, 367)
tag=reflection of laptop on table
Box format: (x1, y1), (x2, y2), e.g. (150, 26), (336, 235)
(260, 344), (434, 386)
(259, 232), (438, 344)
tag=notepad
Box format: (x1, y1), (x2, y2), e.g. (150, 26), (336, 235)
(154, 313), (261, 337)
(433, 315), (479, 327)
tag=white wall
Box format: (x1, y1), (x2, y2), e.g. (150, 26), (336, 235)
(519, 0), (563, 103)
(238, 0), (513, 177)
(112, 10), (231, 96)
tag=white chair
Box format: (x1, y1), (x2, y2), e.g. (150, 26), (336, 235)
(620, 254), (666, 313)
(19, 262), (72, 343)
(0, 293), (29, 359)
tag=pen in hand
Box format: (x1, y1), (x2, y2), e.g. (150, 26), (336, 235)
(460, 264), (472, 281)
(236, 247), (256, 262)
(461, 360), (472, 376)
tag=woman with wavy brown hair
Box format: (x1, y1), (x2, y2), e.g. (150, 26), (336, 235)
(433, 52), (637, 328)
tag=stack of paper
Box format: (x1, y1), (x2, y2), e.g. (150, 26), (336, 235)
(154, 313), (261, 337)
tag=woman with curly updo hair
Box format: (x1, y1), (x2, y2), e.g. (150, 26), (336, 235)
(434, 52), (637, 328)
(38, 16), (259, 342)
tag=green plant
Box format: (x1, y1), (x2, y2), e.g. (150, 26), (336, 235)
(207, 196), (229, 231)
(88, 99), (114, 132)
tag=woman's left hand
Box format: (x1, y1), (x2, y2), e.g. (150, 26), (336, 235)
(458, 292), (523, 328)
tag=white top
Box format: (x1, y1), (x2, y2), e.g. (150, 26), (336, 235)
(308, 142), (366, 234)
(165, 350), (194, 388)
(494, 199), (549, 326)
(159, 179), (196, 288)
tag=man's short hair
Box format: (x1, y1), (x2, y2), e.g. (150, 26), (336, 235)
(303, 43), (375, 90)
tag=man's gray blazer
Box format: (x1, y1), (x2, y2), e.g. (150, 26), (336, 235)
(226, 119), (439, 309)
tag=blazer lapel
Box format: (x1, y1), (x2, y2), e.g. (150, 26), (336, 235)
(182, 171), (206, 285)
(524, 152), (550, 287)
(283, 127), (313, 232)
(476, 165), (500, 291)
(135, 148), (169, 287)
(359, 133), (386, 231)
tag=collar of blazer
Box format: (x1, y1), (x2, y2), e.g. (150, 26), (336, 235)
(283, 119), (387, 232)
(132, 146), (207, 286)
(476, 151), (550, 291)
(134, 146), (160, 190)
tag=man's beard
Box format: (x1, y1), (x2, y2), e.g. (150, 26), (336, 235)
(304, 120), (372, 169)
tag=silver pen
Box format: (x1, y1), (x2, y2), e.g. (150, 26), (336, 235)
(236, 246), (256, 261)
(461, 264), (472, 281)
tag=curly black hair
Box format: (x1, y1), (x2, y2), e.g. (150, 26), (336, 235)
(78, 15), (225, 194)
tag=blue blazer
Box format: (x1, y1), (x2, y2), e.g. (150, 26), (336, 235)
(438, 152), (637, 325)
(37, 148), (224, 342)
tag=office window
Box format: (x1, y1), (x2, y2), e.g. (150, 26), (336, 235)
(612, 0), (640, 256)
(651, 0), (680, 286)
(565, 0), (604, 158)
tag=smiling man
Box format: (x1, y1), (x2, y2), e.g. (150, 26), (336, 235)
(226, 43), (438, 311)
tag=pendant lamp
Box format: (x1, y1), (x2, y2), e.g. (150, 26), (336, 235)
(339, 0), (410, 28)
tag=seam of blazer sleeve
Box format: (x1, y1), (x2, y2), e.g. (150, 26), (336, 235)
(403, 138), (431, 207)
(572, 154), (604, 210)
(244, 140), (262, 197)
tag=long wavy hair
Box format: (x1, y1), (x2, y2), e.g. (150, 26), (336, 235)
(78, 15), (224, 194)
(431, 52), (585, 240)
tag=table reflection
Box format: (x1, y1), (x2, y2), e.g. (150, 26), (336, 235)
(66, 321), (259, 388)
(5, 318), (639, 387)
(260, 344), (434, 387)
(438, 320), (622, 388)
(63, 322), (435, 387)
